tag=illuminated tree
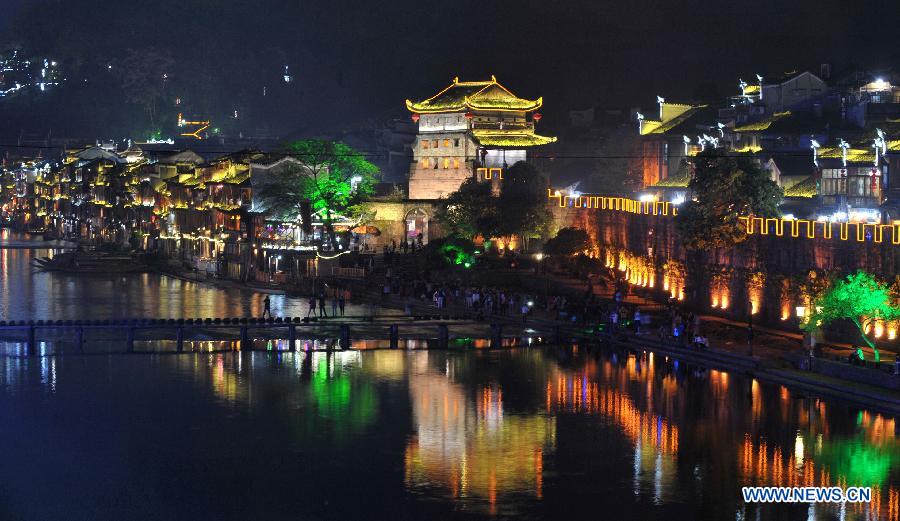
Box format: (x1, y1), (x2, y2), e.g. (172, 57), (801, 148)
(256, 140), (379, 249)
(802, 271), (900, 360)
(435, 178), (498, 240)
(677, 150), (782, 250)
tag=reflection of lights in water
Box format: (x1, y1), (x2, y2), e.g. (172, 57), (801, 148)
(546, 370), (679, 501)
(404, 356), (554, 514)
(739, 425), (899, 519)
(39, 346), (57, 392)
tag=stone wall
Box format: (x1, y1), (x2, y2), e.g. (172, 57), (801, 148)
(409, 130), (478, 200)
(553, 202), (900, 346)
(367, 200), (443, 248)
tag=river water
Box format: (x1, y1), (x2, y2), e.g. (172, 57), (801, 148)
(0, 232), (897, 520)
(0, 230), (372, 321)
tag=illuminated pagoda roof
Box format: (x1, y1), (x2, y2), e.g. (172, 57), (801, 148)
(406, 76), (543, 114)
(471, 129), (556, 148)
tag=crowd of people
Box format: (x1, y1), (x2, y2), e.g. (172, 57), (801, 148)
(353, 247), (715, 351)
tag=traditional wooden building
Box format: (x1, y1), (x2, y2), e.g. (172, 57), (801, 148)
(405, 76), (556, 199)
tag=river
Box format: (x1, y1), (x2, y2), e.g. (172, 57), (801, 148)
(0, 230), (372, 320)
(0, 231), (897, 520)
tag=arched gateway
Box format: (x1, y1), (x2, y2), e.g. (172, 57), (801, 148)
(405, 208), (429, 245)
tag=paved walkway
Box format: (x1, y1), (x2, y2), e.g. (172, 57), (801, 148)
(544, 270), (897, 364)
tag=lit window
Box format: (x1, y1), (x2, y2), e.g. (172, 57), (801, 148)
(453, 159), (460, 168)
(422, 140), (429, 149)
(443, 158), (450, 169)
(432, 140), (438, 148)
(443, 139), (451, 147)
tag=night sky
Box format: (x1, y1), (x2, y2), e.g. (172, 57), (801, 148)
(2, 0), (899, 137)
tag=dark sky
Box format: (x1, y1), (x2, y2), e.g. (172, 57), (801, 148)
(3, 0), (900, 135)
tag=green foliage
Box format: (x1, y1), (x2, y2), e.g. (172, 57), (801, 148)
(677, 150), (783, 251)
(803, 271), (900, 355)
(543, 227), (591, 256)
(435, 178), (498, 239)
(440, 236), (477, 267)
(255, 140), (379, 247)
(423, 235), (476, 269)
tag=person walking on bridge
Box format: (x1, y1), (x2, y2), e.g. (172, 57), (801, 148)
(262, 296), (272, 319)
(318, 293), (328, 317)
(307, 296), (317, 318)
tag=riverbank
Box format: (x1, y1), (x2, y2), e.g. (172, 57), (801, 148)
(359, 276), (900, 416)
(158, 266), (288, 295)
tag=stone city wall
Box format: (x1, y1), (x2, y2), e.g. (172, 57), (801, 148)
(552, 195), (900, 346)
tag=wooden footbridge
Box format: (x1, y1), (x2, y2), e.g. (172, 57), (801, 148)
(0, 314), (564, 356)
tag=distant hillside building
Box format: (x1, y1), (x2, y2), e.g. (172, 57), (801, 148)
(406, 76), (556, 199)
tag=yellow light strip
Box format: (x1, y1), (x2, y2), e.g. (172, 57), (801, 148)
(550, 190), (900, 244)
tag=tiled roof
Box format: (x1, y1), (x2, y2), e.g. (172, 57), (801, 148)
(640, 105), (712, 136)
(407, 76), (542, 113)
(651, 166), (692, 188)
(471, 130), (556, 147)
(817, 146), (876, 164)
(733, 111), (792, 132)
(782, 176), (817, 198)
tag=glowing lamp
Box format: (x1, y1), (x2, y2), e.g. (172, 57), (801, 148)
(533, 113), (542, 122)
(411, 113), (420, 123)
(795, 306), (806, 318)
(464, 112), (474, 120)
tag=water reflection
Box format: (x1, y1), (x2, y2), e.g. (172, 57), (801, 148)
(0, 231), (383, 320)
(405, 353), (555, 515)
(0, 346), (897, 520)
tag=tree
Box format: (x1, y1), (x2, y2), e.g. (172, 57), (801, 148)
(423, 235), (477, 269)
(435, 178), (498, 240)
(802, 271), (900, 361)
(118, 48), (174, 132)
(496, 161), (552, 249)
(677, 150), (783, 250)
(255, 140), (379, 249)
(543, 227), (591, 256)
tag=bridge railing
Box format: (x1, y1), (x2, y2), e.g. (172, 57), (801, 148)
(0, 315), (523, 356)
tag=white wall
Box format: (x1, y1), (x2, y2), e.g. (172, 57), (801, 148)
(484, 149), (526, 168)
(419, 113), (468, 132)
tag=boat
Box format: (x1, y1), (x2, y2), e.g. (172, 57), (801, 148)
(33, 251), (148, 273)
